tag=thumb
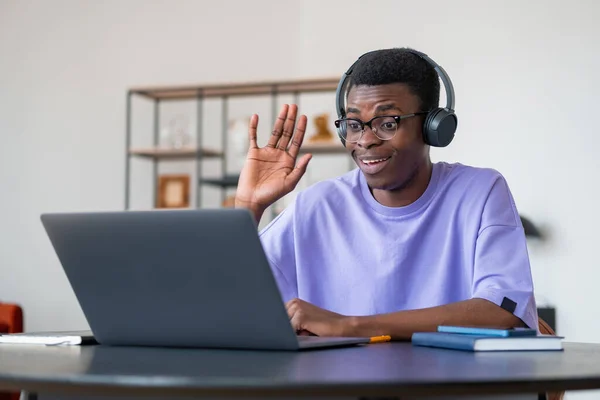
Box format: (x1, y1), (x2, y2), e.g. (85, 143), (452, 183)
(285, 154), (312, 189)
(289, 313), (303, 333)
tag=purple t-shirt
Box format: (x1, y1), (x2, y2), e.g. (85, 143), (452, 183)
(259, 162), (538, 330)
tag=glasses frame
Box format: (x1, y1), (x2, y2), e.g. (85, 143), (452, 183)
(334, 112), (428, 143)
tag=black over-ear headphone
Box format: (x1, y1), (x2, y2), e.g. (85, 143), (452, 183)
(335, 48), (458, 147)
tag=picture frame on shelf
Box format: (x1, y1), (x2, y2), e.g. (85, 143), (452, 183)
(157, 174), (190, 209)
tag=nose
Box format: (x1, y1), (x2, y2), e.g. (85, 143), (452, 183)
(356, 125), (382, 149)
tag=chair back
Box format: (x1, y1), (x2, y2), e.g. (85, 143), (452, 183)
(0, 303), (23, 400)
(539, 317), (564, 400)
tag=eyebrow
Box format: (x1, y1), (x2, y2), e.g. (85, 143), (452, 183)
(346, 104), (404, 116)
(375, 104), (404, 114)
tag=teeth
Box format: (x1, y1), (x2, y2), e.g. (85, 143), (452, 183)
(363, 158), (389, 164)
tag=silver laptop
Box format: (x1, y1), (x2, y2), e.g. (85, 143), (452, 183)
(40, 209), (370, 350)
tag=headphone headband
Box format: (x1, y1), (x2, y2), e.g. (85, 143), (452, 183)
(402, 49), (455, 111)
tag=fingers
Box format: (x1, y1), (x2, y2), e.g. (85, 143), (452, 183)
(286, 299), (300, 331)
(247, 114), (259, 149)
(285, 298), (299, 313)
(287, 300), (304, 334)
(285, 154), (312, 191)
(290, 313), (302, 333)
(287, 114), (307, 158)
(267, 105), (289, 148)
(277, 104), (298, 150)
(286, 299), (317, 336)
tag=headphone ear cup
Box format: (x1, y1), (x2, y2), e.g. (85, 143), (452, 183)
(422, 108), (457, 147)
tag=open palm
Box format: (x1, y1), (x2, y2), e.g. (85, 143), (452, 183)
(235, 104), (312, 214)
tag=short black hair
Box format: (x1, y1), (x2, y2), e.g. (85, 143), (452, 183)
(347, 48), (440, 111)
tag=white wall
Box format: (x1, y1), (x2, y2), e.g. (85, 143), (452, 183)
(1, 1), (600, 396)
(0, 0), (306, 330)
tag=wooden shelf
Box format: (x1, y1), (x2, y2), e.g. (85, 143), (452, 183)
(200, 175), (240, 188)
(129, 77), (340, 100)
(129, 147), (223, 160)
(129, 143), (345, 161)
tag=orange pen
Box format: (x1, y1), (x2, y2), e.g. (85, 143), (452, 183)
(369, 335), (392, 344)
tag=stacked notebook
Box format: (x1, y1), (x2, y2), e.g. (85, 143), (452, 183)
(412, 325), (563, 352)
(0, 330), (96, 346)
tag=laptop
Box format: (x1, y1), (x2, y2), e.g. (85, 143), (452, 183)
(40, 208), (370, 350)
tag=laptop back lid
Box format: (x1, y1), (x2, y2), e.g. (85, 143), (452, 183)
(41, 209), (299, 350)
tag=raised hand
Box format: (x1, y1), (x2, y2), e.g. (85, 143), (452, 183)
(235, 104), (312, 223)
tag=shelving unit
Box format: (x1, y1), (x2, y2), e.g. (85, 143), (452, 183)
(125, 77), (347, 210)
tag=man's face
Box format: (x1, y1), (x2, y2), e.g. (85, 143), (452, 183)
(344, 83), (429, 191)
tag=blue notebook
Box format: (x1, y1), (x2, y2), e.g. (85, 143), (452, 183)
(412, 332), (563, 352)
(437, 325), (538, 337)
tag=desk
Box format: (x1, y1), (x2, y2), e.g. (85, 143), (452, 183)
(0, 342), (599, 398)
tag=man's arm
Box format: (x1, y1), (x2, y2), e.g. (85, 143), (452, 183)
(286, 297), (525, 340)
(347, 298), (524, 340)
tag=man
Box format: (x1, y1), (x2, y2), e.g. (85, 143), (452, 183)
(234, 48), (537, 340)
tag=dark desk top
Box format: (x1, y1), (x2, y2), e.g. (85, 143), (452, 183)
(1, 342), (600, 397)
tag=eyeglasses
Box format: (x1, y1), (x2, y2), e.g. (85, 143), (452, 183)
(334, 113), (427, 143)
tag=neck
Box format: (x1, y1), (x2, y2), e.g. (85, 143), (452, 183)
(371, 160), (433, 207)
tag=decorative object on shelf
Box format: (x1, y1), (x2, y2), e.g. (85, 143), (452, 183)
(164, 114), (192, 149)
(520, 215), (542, 238)
(307, 113), (335, 143)
(222, 194), (236, 208)
(229, 117), (250, 171)
(157, 174), (190, 208)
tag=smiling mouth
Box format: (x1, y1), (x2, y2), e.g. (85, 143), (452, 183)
(358, 156), (392, 175)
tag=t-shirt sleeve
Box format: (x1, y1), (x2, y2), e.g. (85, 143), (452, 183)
(471, 175), (539, 330)
(258, 205), (298, 303)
